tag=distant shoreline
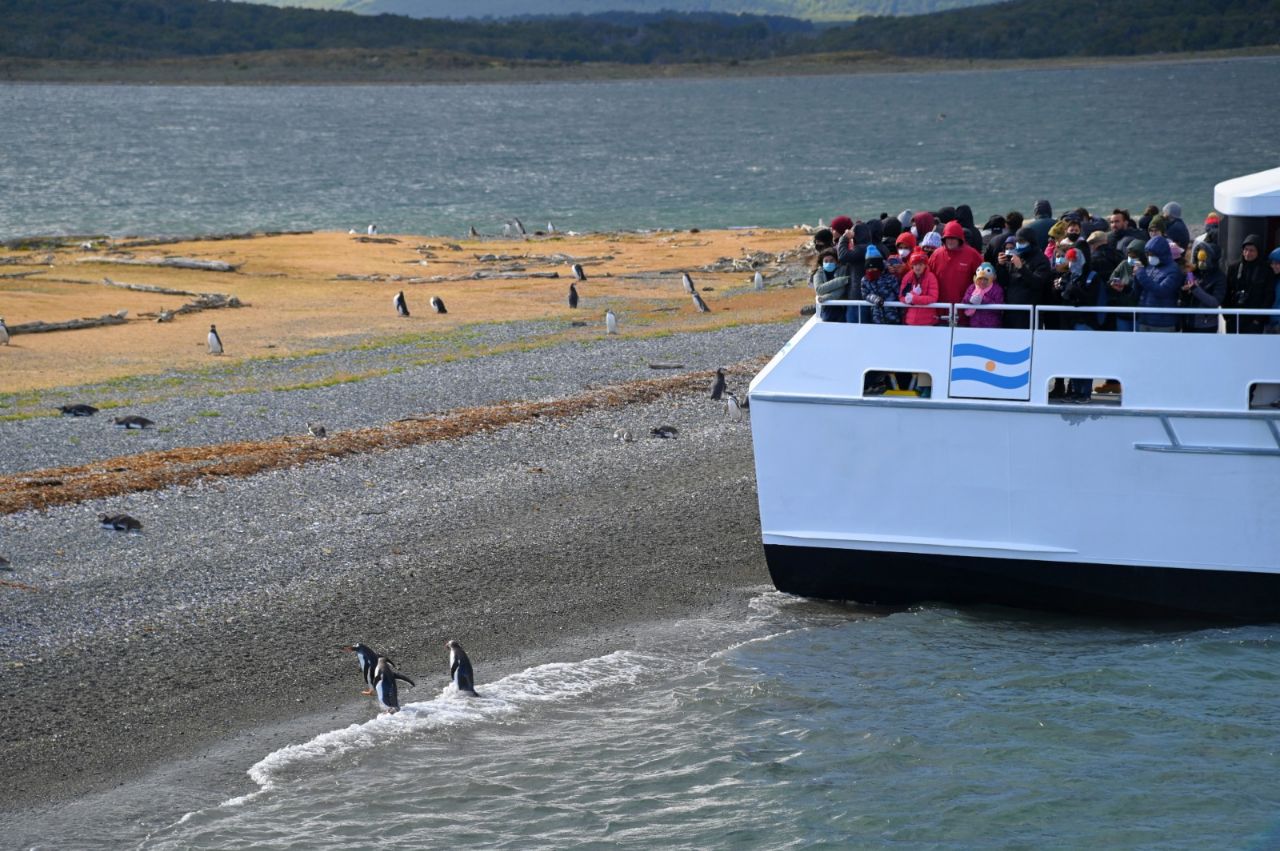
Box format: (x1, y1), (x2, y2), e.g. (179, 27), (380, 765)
(1, 45), (1275, 85)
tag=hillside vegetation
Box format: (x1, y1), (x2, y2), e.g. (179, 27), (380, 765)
(1, 0), (1276, 63)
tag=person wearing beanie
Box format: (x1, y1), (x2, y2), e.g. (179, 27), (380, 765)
(882, 216), (902, 245)
(1161, 202), (1191, 249)
(1026, 199), (1054, 252)
(1181, 242), (1226, 333)
(855, 245), (901, 326)
(961, 263), (1005, 329)
(1088, 229), (1124, 285)
(920, 230), (943, 254)
(1133, 236), (1183, 332)
(928, 220), (985, 323)
(830, 215), (854, 239)
(1043, 220), (1069, 262)
(1147, 215), (1168, 239)
(1226, 234), (1273, 333)
(1000, 226), (1050, 329)
(897, 209), (913, 230)
(899, 250), (940, 326)
(1106, 239), (1146, 333)
(1194, 212), (1221, 250)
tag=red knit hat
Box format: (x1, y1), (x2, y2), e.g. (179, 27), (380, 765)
(830, 215), (853, 236)
(908, 251), (928, 266)
(1205, 212), (1220, 225)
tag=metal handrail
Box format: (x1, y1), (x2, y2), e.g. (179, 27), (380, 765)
(815, 298), (1280, 330)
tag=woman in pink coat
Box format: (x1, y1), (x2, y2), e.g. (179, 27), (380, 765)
(899, 251), (939, 326)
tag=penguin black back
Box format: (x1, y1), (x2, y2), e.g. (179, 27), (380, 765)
(373, 657), (415, 713)
(431, 296), (447, 314)
(446, 640), (478, 696)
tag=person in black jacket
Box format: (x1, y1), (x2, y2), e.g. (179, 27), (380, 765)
(955, 204), (984, 252)
(1181, 242), (1227, 333)
(999, 227), (1049, 329)
(1227, 234), (1273, 334)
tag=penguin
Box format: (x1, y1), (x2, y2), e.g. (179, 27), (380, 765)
(710, 368), (726, 401)
(394, 291), (410, 317)
(512, 217), (526, 235)
(0, 317), (8, 346)
(445, 640), (478, 696)
(725, 392), (745, 421)
(692, 292), (710, 313)
(367, 224), (378, 236)
(547, 221), (557, 234)
(681, 272), (696, 295)
(114, 415), (154, 429)
(468, 225), (480, 238)
(308, 423), (327, 438)
(753, 270), (765, 290)
(99, 513), (142, 532)
(207, 324), (223, 355)
(59, 404), (99, 417)
(650, 425), (679, 439)
(431, 296), (447, 314)
(570, 263), (586, 282)
(372, 656), (415, 714)
(605, 309), (618, 335)
(568, 283), (579, 309)
(342, 643), (383, 695)
(613, 427), (634, 443)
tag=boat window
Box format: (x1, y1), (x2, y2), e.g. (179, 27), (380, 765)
(1249, 383), (1280, 410)
(1046, 377), (1123, 405)
(864, 371), (933, 398)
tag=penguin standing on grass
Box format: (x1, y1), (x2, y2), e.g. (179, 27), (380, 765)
(431, 296), (447, 314)
(446, 640), (478, 696)
(692, 291), (711, 313)
(373, 657), (415, 714)
(571, 263), (586, 282)
(394, 291), (410, 317)
(568, 283), (579, 309)
(207, 324), (223, 355)
(605, 309), (618, 335)
(0, 317), (9, 346)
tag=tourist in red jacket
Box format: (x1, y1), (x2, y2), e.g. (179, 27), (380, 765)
(899, 251), (939, 326)
(928, 220), (985, 322)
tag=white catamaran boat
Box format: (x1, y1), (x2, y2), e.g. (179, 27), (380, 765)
(748, 170), (1280, 618)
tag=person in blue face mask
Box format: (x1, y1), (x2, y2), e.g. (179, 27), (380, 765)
(999, 226), (1050, 329)
(811, 248), (849, 322)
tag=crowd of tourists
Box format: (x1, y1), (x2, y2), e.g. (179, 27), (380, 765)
(810, 201), (1280, 340)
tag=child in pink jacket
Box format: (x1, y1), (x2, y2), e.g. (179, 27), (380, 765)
(899, 250), (939, 326)
(961, 263), (1005, 328)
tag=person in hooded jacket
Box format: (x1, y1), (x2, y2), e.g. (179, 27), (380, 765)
(1051, 241), (1101, 328)
(1180, 242), (1226, 333)
(928, 220), (984, 323)
(1160, 202), (1191, 249)
(899, 250), (939, 326)
(954, 205), (983, 251)
(1226, 234), (1273, 334)
(999, 227), (1049, 329)
(1026, 200), (1054, 252)
(1133, 236), (1182, 331)
(894, 231), (918, 264)
(910, 211), (936, 243)
(1137, 204), (1160, 232)
(837, 221), (872, 288)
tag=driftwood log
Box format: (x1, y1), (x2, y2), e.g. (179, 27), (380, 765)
(110, 231), (311, 249)
(81, 256), (240, 273)
(10, 310), (128, 335)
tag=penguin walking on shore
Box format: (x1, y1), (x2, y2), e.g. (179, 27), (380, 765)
(681, 272), (696, 295)
(446, 640), (479, 696)
(342, 643), (383, 695)
(605, 309), (618, 335)
(710, 368), (726, 401)
(692, 292), (711, 313)
(431, 296), (447, 314)
(114, 415), (154, 429)
(725, 392), (745, 421)
(99, 513), (142, 532)
(568, 283), (579, 309)
(468, 225), (480, 239)
(372, 657), (415, 714)
(394, 291), (410, 317)
(571, 263), (586, 282)
(207, 324), (223, 355)
(0, 317), (9, 346)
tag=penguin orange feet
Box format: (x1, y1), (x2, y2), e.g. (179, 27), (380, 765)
(361, 688), (374, 696)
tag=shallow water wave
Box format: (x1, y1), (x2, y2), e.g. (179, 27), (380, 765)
(127, 600), (1280, 849)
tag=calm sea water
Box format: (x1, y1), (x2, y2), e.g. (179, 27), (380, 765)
(2, 57), (1279, 238)
(6, 61), (1280, 848)
(94, 593), (1278, 849)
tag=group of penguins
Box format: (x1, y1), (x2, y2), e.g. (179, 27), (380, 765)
(343, 639), (477, 714)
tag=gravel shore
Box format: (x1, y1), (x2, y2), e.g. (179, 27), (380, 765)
(0, 319), (797, 821)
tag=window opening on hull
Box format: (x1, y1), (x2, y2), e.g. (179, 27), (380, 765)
(864, 371), (933, 398)
(1047, 377), (1122, 405)
(1249, 383), (1280, 410)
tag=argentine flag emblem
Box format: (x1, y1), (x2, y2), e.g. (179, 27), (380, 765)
(949, 335), (1032, 400)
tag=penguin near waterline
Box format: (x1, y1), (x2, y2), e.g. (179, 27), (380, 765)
(59, 404), (99, 417)
(431, 296), (447, 314)
(468, 225), (480, 239)
(372, 657), (416, 714)
(207, 324), (223, 355)
(445, 640), (478, 696)
(568, 283), (579, 309)
(394, 291), (410, 317)
(570, 263), (586, 282)
(692, 292), (710, 313)
(681, 272), (696, 295)
(342, 643), (383, 695)
(710, 368), (726, 401)
(0, 317), (9, 346)
(605, 309), (618, 335)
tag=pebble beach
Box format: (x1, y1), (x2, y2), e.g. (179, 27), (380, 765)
(0, 229), (810, 822)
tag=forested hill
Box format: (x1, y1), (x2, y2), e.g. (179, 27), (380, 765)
(244, 0), (999, 23)
(1, 0), (1276, 63)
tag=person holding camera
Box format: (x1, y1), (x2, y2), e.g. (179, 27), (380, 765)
(1226, 234), (1272, 334)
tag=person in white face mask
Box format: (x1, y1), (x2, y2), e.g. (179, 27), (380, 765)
(1132, 236), (1182, 332)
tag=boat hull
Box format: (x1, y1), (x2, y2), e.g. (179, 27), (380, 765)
(765, 543), (1280, 620)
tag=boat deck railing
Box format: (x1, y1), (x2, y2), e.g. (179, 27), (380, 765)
(817, 300), (1280, 330)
